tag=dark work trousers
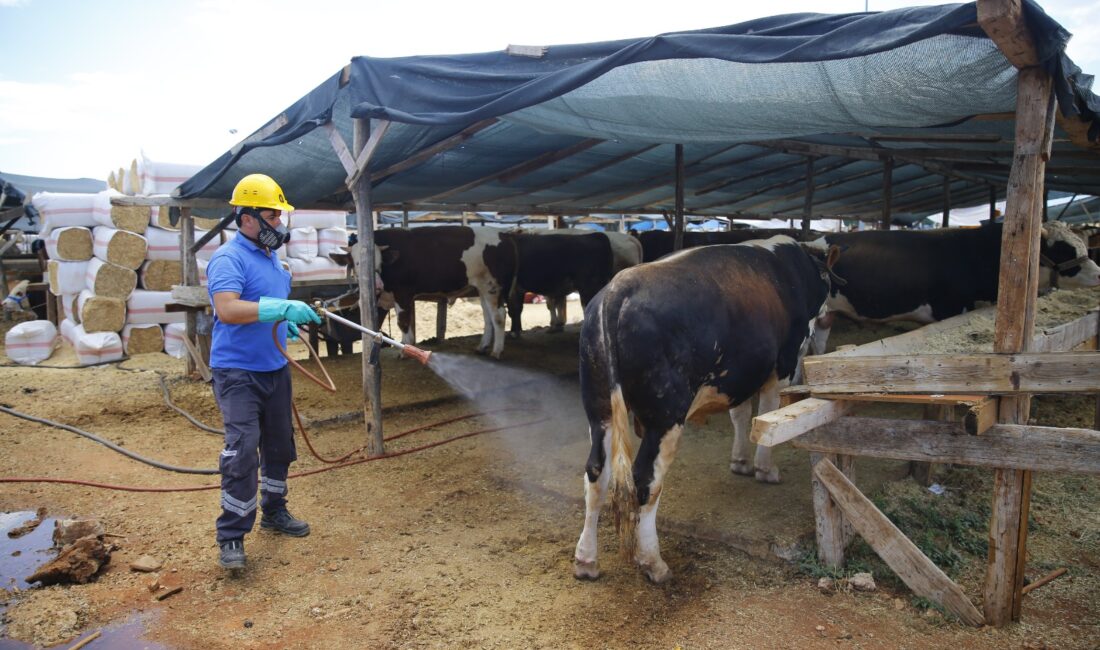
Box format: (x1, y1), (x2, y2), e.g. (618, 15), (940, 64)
(212, 366), (297, 543)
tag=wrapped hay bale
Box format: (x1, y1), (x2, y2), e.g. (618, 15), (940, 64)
(91, 189), (148, 234)
(195, 216), (224, 230)
(288, 210), (346, 230)
(138, 155), (201, 196)
(59, 317), (78, 345)
(33, 192), (98, 234)
(127, 290), (185, 325)
(287, 227), (318, 260)
(145, 226), (181, 260)
(163, 322), (186, 358)
(107, 171), (119, 192)
(286, 256), (347, 282)
(78, 289), (125, 332)
(149, 205), (176, 230)
(69, 323), (124, 365)
(85, 257), (138, 299)
(62, 293), (79, 323)
(47, 260), (89, 295)
(92, 226), (147, 270)
(194, 228), (221, 260)
(121, 323), (164, 355)
(45, 226), (93, 261)
(139, 259), (181, 291)
(318, 227), (348, 258)
(5, 320), (59, 365)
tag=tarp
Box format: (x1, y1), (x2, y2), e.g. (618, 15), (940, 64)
(0, 173), (104, 232)
(178, 1), (1100, 225)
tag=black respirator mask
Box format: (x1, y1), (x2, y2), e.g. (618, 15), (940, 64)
(239, 208), (291, 250)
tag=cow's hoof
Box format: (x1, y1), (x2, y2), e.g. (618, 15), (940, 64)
(755, 467), (781, 484)
(475, 346), (489, 356)
(573, 558), (600, 580)
(548, 325), (564, 333)
(640, 559), (671, 584)
(506, 331), (521, 340)
(730, 460), (754, 476)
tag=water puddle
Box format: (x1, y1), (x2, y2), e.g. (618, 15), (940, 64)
(0, 512), (167, 649)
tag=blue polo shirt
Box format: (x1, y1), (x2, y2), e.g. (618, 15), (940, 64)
(207, 234), (292, 371)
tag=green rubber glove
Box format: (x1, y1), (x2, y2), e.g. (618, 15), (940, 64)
(257, 297), (322, 327)
(287, 321), (301, 341)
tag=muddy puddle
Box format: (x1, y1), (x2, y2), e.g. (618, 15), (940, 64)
(0, 512), (165, 649)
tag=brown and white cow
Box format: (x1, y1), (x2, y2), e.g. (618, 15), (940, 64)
(809, 220), (1100, 354)
(572, 235), (838, 583)
(339, 226), (517, 358)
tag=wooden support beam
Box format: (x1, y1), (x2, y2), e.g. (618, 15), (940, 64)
(436, 299), (447, 341)
(977, 0), (1039, 68)
(694, 158), (808, 197)
(346, 120), (392, 187)
(810, 452), (847, 568)
(750, 397), (856, 447)
(863, 133), (1003, 143)
(352, 118), (385, 457)
(229, 113), (290, 155)
(419, 138), (603, 203)
(180, 208), (197, 378)
(942, 176), (952, 227)
(801, 351), (1099, 394)
(324, 122), (357, 178)
(370, 118), (499, 184)
(736, 160), (865, 213)
(964, 397), (999, 435)
(492, 144), (660, 202)
(813, 458), (985, 626)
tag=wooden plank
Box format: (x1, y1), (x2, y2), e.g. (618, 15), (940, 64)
(809, 453), (845, 568)
(1031, 310), (1099, 353)
(801, 157), (815, 233)
(813, 458), (985, 626)
(491, 144), (660, 202)
(110, 195), (229, 210)
(790, 417), (1100, 475)
(801, 351), (1100, 394)
(370, 118), (499, 183)
(964, 397), (999, 435)
(811, 392), (988, 406)
(229, 113), (289, 155)
(346, 119), (392, 187)
(436, 299), (447, 341)
(880, 157), (893, 230)
(180, 208), (197, 378)
(673, 144), (684, 252)
(977, 0), (1039, 68)
(324, 122), (357, 178)
(750, 398), (856, 447)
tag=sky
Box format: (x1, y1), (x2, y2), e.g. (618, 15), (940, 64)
(1, 0), (1098, 182)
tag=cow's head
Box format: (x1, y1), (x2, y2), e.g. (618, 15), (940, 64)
(1040, 222), (1100, 289)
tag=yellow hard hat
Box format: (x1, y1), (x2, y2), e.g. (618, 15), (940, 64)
(229, 173), (294, 212)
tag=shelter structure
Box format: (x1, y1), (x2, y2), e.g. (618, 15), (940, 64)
(113, 0), (1099, 626)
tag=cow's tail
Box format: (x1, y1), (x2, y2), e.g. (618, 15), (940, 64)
(609, 383), (638, 561)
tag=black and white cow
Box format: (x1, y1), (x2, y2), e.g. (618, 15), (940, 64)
(809, 220), (1100, 353)
(572, 235), (838, 583)
(504, 231), (615, 337)
(339, 226), (517, 358)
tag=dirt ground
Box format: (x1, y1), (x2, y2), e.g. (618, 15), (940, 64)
(0, 301), (1097, 649)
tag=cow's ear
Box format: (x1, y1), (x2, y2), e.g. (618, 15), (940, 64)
(826, 244), (843, 269)
(329, 252), (350, 266)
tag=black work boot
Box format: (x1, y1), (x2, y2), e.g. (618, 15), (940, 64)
(260, 509), (311, 537)
(218, 539), (246, 569)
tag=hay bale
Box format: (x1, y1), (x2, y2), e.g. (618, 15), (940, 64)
(62, 294), (79, 323)
(47, 260), (89, 296)
(121, 324), (164, 355)
(92, 226), (147, 270)
(45, 227), (93, 261)
(93, 189), (148, 234)
(194, 216), (222, 230)
(78, 289), (125, 333)
(139, 259), (181, 291)
(149, 206), (177, 230)
(86, 257), (137, 299)
(145, 226), (180, 260)
(127, 290), (185, 325)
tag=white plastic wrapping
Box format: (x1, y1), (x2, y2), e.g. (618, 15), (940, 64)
(4, 320), (58, 365)
(288, 210), (346, 230)
(59, 317), (78, 345)
(47, 260), (89, 295)
(144, 226), (181, 260)
(286, 256), (348, 282)
(163, 322), (186, 359)
(32, 192), (98, 234)
(317, 227), (348, 258)
(70, 323), (125, 365)
(193, 228), (221, 261)
(138, 155), (203, 195)
(286, 227), (318, 261)
(126, 290), (185, 325)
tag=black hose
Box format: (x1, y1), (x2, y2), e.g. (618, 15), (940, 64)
(0, 405), (218, 475)
(158, 375), (224, 435)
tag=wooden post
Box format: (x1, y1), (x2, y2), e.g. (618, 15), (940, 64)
(810, 452), (846, 568)
(401, 208), (409, 229)
(436, 299), (447, 340)
(673, 144), (685, 251)
(1042, 187), (1048, 222)
(880, 157), (893, 230)
(942, 176), (951, 227)
(801, 157), (815, 234)
(353, 118), (385, 456)
(990, 186), (998, 220)
(180, 207), (197, 378)
(984, 65), (1055, 627)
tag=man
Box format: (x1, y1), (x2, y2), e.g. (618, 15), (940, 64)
(206, 173), (322, 570)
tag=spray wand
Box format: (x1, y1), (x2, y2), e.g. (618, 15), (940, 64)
(313, 301), (432, 365)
